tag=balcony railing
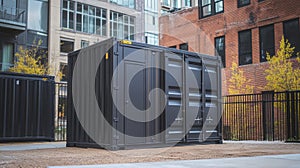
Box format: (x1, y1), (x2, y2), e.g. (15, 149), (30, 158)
(0, 5), (26, 26)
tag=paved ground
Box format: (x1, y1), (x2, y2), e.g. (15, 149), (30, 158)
(48, 154), (300, 168)
(1, 141), (300, 167)
(0, 142), (65, 151)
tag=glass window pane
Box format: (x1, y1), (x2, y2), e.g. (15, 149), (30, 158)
(89, 16), (95, 34)
(284, 19), (300, 55)
(215, 36), (225, 67)
(28, 0), (48, 32)
(89, 6), (95, 15)
(179, 43), (188, 51)
(260, 25), (275, 62)
(102, 20), (107, 36)
(69, 1), (74, 10)
(83, 15), (89, 33)
(202, 5), (211, 16)
(102, 9), (107, 18)
(83, 5), (88, 14)
(63, 0), (68, 8)
(130, 17), (134, 25)
(69, 11), (74, 29)
(130, 26), (134, 40)
(60, 40), (74, 53)
(238, 0), (250, 7)
(62, 10), (68, 28)
(239, 30), (252, 65)
(215, 1), (223, 13)
(76, 14), (82, 31)
(202, 0), (211, 5)
(77, 3), (82, 12)
(96, 8), (101, 17)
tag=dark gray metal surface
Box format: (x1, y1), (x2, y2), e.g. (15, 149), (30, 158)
(67, 38), (222, 149)
(0, 72), (55, 142)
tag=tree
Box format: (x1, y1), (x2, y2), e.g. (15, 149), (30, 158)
(9, 40), (48, 75)
(265, 36), (300, 92)
(228, 62), (254, 95)
(224, 61), (255, 140)
(9, 39), (63, 79)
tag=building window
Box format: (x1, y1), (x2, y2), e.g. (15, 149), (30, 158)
(179, 43), (188, 51)
(238, 0), (250, 8)
(185, 0), (192, 7)
(283, 18), (300, 57)
(199, 0), (224, 18)
(60, 63), (68, 81)
(110, 0), (135, 9)
(110, 11), (135, 40)
(238, 30), (252, 65)
(215, 36), (225, 67)
(81, 40), (89, 48)
(28, 0), (49, 32)
(60, 39), (74, 54)
(62, 0), (74, 30)
(0, 43), (14, 71)
(76, 3), (107, 36)
(145, 32), (158, 45)
(200, 0), (224, 18)
(169, 45), (177, 48)
(259, 24), (275, 62)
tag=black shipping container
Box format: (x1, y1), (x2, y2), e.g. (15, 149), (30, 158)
(67, 38), (222, 150)
(0, 72), (55, 142)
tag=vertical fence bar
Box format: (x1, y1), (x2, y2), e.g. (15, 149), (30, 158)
(55, 82), (67, 141)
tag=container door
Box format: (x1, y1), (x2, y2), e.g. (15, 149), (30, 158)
(202, 60), (221, 141)
(165, 52), (185, 143)
(185, 56), (203, 142)
(123, 49), (147, 145)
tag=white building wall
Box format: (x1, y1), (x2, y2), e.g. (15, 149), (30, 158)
(48, 0), (145, 81)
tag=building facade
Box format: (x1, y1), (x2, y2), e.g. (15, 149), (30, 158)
(0, 0), (49, 72)
(144, 0), (159, 45)
(160, 0), (300, 95)
(49, 0), (145, 81)
(161, 0), (198, 13)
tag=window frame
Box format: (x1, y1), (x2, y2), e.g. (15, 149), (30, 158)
(60, 38), (74, 54)
(199, 0), (224, 18)
(283, 18), (300, 57)
(259, 24), (275, 62)
(238, 0), (251, 8)
(179, 43), (188, 51)
(110, 11), (135, 40)
(75, 2), (107, 36)
(62, 0), (74, 30)
(215, 36), (226, 67)
(238, 29), (253, 66)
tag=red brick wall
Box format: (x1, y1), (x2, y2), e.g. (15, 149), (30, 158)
(159, 0), (300, 95)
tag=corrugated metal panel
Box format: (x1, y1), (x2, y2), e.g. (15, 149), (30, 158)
(67, 38), (222, 149)
(0, 72), (55, 142)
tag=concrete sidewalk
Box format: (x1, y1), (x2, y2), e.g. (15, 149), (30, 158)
(49, 154), (300, 168)
(0, 142), (66, 151)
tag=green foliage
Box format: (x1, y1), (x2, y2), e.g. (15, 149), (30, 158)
(228, 62), (254, 95)
(265, 36), (300, 91)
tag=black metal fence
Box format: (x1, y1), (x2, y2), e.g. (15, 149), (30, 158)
(55, 82), (67, 141)
(223, 91), (300, 141)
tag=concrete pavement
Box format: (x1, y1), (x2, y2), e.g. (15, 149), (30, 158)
(48, 154), (300, 168)
(0, 141), (66, 151)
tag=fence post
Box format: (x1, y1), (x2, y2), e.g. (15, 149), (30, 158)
(286, 91), (291, 140)
(262, 91), (274, 141)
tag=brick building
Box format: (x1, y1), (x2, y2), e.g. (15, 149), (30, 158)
(159, 0), (300, 95)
